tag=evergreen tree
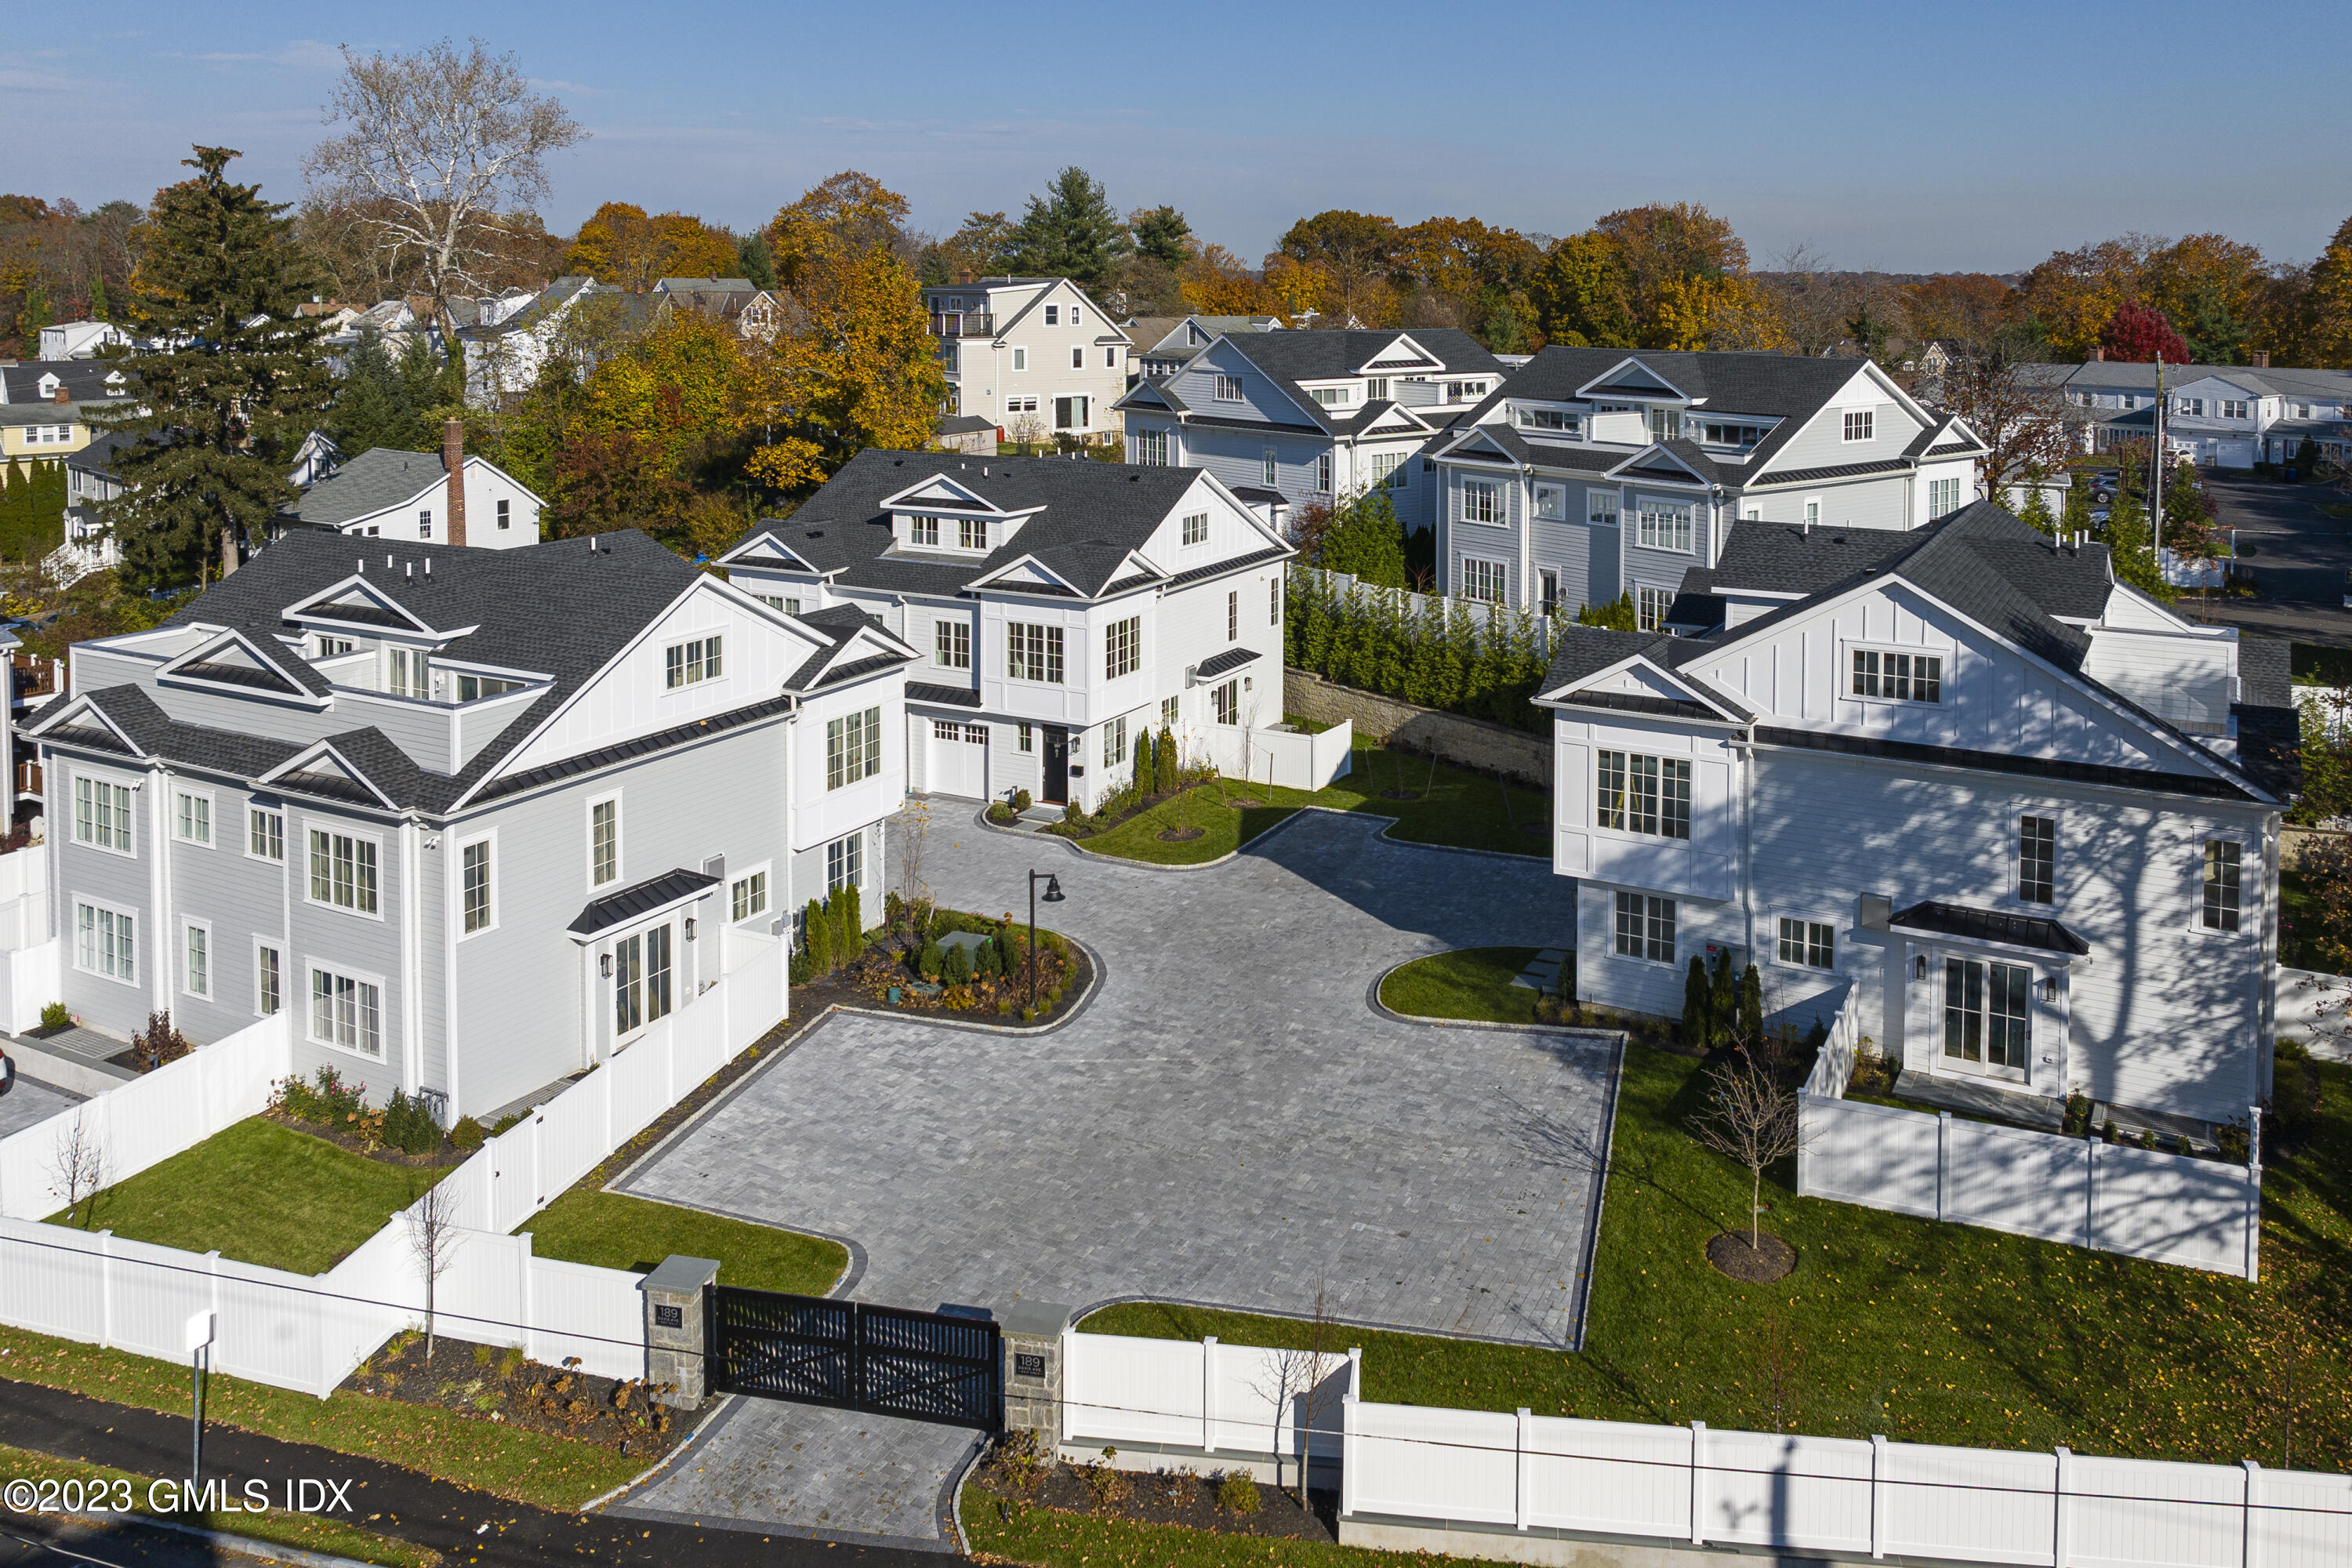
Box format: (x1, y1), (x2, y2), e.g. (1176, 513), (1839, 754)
(736, 230), (777, 292)
(1737, 964), (1763, 1046)
(1682, 957), (1711, 1048)
(1317, 490), (1408, 588)
(1132, 728), (1155, 793)
(1132, 205), (1192, 270)
(2015, 471), (2058, 535)
(89, 277), (110, 322)
(2099, 494), (2172, 601)
(329, 325), (423, 458)
(1155, 727), (1177, 794)
(1005, 167), (1131, 289)
(1709, 949), (1737, 1043)
(89, 147), (331, 586)
(1577, 592), (1637, 631)
(842, 883), (863, 953)
(804, 898), (833, 973)
(395, 332), (447, 435)
(2060, 474), (2093, 536)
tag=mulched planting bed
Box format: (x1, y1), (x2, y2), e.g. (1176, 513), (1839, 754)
(264, 1109), (479, 1169)
(793, 924), (1091, 1029)
(1222, 797), (1265, 810)
(1044, 774), (1221, 841)
(1706, 1229), (1796, 1283)
(971, 1443), (1337, 1544)
(344, 1331), (710, 1465)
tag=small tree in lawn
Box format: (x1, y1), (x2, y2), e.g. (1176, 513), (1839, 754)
(48, 1111), (110, 1229)
(1247, 1279), (1345, 1505)
(1691, 1051), (1806, 1252)
(404, 1178), (462, 1363)
(1155, 727), (1178, 795)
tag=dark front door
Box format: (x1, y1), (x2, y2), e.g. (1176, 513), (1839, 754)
(709, 1287), (1002, 1430)
(1042, 726), (1069, 803)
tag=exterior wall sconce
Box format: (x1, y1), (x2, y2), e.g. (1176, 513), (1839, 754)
(600, 952), (612, 978)
(684, 917), (697, 942)
(2041, 976), (2060, 1004)
(1915, 953), (1928, 980)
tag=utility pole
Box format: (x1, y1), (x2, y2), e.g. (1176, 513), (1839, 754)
(2153, 354), (2166, 564)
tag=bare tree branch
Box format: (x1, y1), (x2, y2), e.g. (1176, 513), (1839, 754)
(1690, 1054), (1806, 1250)
(404, 1179), (463, 1361)
(47, 1111), (108, 1229)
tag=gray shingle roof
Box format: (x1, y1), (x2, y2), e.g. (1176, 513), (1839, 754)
(286, 447), (447, 526)
(1213, 329), (1507, 437)
(1, 360), (133, 405)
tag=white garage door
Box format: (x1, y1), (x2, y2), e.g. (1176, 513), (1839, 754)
(927, 720), (989, 799)
(2211, 438), (2255, 470)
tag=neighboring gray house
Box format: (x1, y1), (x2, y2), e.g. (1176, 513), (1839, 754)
(2052, 355), (2352, 469)
(1113, 328), (1508, 535)
(653, 277), (789, 343)
(719, 449), (1294, 815)
(279, 427), (543, 549)
(935, 414), (999, 456)
(27, 529), (915, 1120)
(1428, 347), (1987, 627)
(1541, 501), (2295, 1132)
(1123, 314), (1282, 380)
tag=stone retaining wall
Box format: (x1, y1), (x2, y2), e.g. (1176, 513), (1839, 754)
(1284, 669), (1551, 786)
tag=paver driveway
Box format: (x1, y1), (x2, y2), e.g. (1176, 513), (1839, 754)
(0, 1070), (82, 1141)
(623, 807), (1618, 1349)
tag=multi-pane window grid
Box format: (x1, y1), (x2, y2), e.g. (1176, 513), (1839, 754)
(910, 514), (940, 546)
(1461, 557), (1507, 603)
(1105, 616), (1140, 680)
(257, 947), (280, 1015)
(1850, 648), (1942, 703)
(176, 793), (210, 844)
(1928, 477), (1962, 517)
(1637, 586), (1673, 631)
(1134, 430), (1170, 466)
(1007, 623), (1064, 684)
(664, 635), (722, 688)
(74, 776), (131, 851)
(827, 832), (862, 893)
(1214, 681), (1240, 726)
(612, 926), (672, 1036)
(308, 829), (379, 913)
(77, 904), (134, 982)
(2202, 840), (2242, 931)
(1461, 481), (1499, 524)
(1637, 503), (1693, 552)
(1102, 716), (1127, 768)
(1595, 750), (1690, 840)
(311, 968), (383, 1058)
(826, 706), (883, 789)
(591, 800), (618, 885)
(1778, 917), (1835, 969)
(1843, 409), (1875, 441)
(185, 924), (209, 997)
(1944, 958), (2029, 1069)
(936, 620), (971, 669)
(463, 840), (492, 932)
(1227, 591), (1238, 641)
(1613, 891), (1676, 964)
(732, 871), (768, 924)
(2018, 816), (2056, 904)
(1181, 511), (1208, 546)
(959, 517), (987, 550)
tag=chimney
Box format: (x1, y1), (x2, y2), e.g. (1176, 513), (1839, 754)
(2252, 350), (2270, 369)
(443, 418), (467, 548)
(956, 270), (974, 285)
(53, 384), (70, 405)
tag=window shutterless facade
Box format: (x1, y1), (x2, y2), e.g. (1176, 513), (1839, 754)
(462, 840), (492, 933)
(1944, 957), (2028, 1071)
(174, 792), (211, 845)
(1215, 375), (1243, 401)
(1460, 557), (1507, 603)
(1181, 511), (1208, 546)
(1850, 648), (1942, 703)
(910, 514), (940, 546)
(1102, 716), (1127, 768)
(1270, 577), (1281, 625)
(935, 620), (971, 669)
(1636, 500), (1693, 553)
(826, 831), (863, 892)
(959, 517), (988, 550)
(2018, 816), (2056, 904)
(310, 967), (383, 1058)
(731, 870), (768, 923)
(1842, 409), (1875, 442)
(75, 902), (135, 984)
(1134, 430), (1170, 466)
(826, 706), (883, 789)
(1778, 916), (1834, 969)
(1588, 492), (1620, 528)
(1613, 891), (1676, 964)
(183, 922), (209, 998)
(1007, 622), (1064, 684)
(1637, 586), (1674, 631)
(74, 775), (132, 853)
(256, 943), (281, 1016)
(664, 635), (722, 688)
(1105, 615), (1140, 680)
(1928, 476), (1963, 517)
(1594, 750), (1690, 839)
(388, 646), (428, 698)
(2201, 840), (2242, 931)
(590, 798), (619, 886)
(307, 829), (379, 914)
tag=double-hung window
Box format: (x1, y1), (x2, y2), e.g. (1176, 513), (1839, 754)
(1181, 511), (1208, 546)
(1102, 716), (1128, 768)
(826, 706), (883, 789)
(74, 776), (132, 852)
(76, 902), (135, 983)
(183, 923), (209, 998)
(935, 620), (971, 669)
(1850, 648), (1943, 703)
(2201, 840), (2242, 931)
(1370, 452), (1405, 489)
(1227, 590), (1238, 641)
(309, 829), (379, 914)
(2018, 816), (2056, 904)
(174, 792), (211, 846)
(1460, 557), (1508, 603)
(1215, 375), (1244, 401)
(1314, 453), (1333, 493)
(1928, 476), (1963, 517)
(664, 635), (722, 688)
(1637, 586), (1674, 631)
(1778, 916), (1835, 969)
(1007, 622), (1064, 684)
(388, 647), (427, 698)
(1594, 750), (1690, 840)
(310, 967), (383, 1058)
(1134, 430), (1170, 466)
(1613, 891), (1676, 964)
(1261, 449), (1278, 487)
(959, 517), (988, 550)
(590, 800), (619, 885)
(256, 945), (281, 1016)
(1636, 499), (1693, 552)
(731, 870), (768, 924)
(1270, 576), (1282, 625)
(1842, 408), (1875, 442)
(462, 840), (492, 933)
(1461, 480), (1500, 524)
(1588, 492), (1620, 528)
(1534, 484), (1566, 520)
(1105, 615), (1140, 680)
(826, 831), (863, 892)
(910, 514), (940, 546)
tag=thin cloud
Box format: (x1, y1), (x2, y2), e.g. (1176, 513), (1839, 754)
(180, 39), (341, 70)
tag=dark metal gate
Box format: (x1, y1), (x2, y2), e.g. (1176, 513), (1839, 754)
(708, 1287), (1002, 1430)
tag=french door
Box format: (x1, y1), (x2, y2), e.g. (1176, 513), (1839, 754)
(614, 922), (676, 1044)
(1943, 957), (2030, 1078)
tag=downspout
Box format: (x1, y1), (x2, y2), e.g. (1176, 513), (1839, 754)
(400, 818), (423, 1097)
(2258, 811), (2281, 1102)
(1733, 731), (1756, 960)
(148, 764), (170, 1016)
(441, 825), (461, 1115)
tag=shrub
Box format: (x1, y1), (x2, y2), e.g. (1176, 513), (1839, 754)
(2137, 1126), (2159, 1150)
(942, 941), (973, 985)
(2101, 1119), (2121, 1145)
(450, 1116), (487, 1151)
(804, 898), (833, 975)
(987, 802), (1018, 825)
(1577, 591), (1637, 631)
(1215, 1472), (1260, 1515)
(1011, 788), (1033, 813)
(272, 1065), (365, 1126)
(977, 938), (1004, 979)
(1022, 1005), (1038, 1022)
(132, 1010), (193, 1071)
(1131, 728), (1156, 794)
(381, 1089), (441, 1156)
(1682, 957), (1711, 1048)
(789, 949), (818, 985)
(38, 1002), (69, 1033)
(1155, 728), (1178, 794)
(492, 1112), (525, 1136)
(840, 884), (863, 953)
(919, 939), (945, 978)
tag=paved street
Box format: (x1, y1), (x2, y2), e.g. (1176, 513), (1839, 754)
(2188, 476), (2352, 646)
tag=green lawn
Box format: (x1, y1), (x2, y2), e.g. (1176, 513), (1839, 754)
(46, 1117), (446, 1276)
(1377, 946), (1548, 1025)
(0, 1325), (647, 1509)
(961, 1488), (1522, 1568)
(1071, 737), (1551, 866)
(522, 1188), (848, 1294)
(1086, 1046), (2352, 1472)
(0, 1443), (440, 1568)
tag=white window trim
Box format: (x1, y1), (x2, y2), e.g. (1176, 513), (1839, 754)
(2190, 832), (2255, 939)
(304, 956), (390, 1062)
(586, 792), (622, 892)
(71, 768), (138, 858)
(73, 895), (141, 987)
(1460, 555), (1509, 604)
(302, 819), (387, 922)
(181, 916), (212, 1000)
(172, 787), (215, 848)
(2004, 805), (2063, 911)
(1842, 640), (1950, 708)
(1461, 478), (1503, 526)
(245, 803), (285, 864)
(1635, 496), (1696, 554)
(1533, 482), (1567, 521)
(1770, 909), (1841, 973)
(1842, 408), (1875, 443)
(458, 829), (499, 940)
(1610, 888), (1680, 969)
(661, 633), (727, 692)
(729, 859), (775, 925)
(253, 935), (285, 1018)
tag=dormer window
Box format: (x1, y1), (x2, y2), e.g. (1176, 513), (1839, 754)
(1515, 407), (1581, 434)
(1649, 407), (1684, 442)
(387, 647), (428, 699)
(1703, 421), (1768, 448)
(1311, 387), (1352, 407)
(910, 514), (940, 546)
(959, 517), (988, 550)
(1188, 324), (1203, 346)
(456, 673), (524, 702)
(1445, 379), (1486, 401)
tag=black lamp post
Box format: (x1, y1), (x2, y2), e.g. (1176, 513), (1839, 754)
(1028, 869), (1064, 1005)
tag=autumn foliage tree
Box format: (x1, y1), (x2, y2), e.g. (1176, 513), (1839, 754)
(564, 202), (739, 290)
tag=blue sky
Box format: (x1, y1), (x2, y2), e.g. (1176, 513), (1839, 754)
(8, 1), (2349, 274)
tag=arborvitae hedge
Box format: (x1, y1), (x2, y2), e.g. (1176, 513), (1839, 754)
(1283, 572), (1552, 733)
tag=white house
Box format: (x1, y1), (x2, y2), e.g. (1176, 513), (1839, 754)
(281, 423), (542, 549)
(2055, 355), (2352, 469)
(1123, 314), (1282, 381)
(720, 449), (1294, 815)
(925, 278), (1132, 445)
(38, 321), (136, 360)
(1541, 501), (2292, 1138)
(1428, 346), (1987, 628)
(25, 528), (914, 1120)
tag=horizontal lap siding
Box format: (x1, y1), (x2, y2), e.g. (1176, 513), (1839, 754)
(165, 775), (293, 1046)
(285, 803), (410, 1104)
(1528, 515), (1602, 615)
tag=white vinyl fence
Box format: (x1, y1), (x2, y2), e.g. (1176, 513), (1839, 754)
(1339, 1400), (2352, 1568)
(1196, 720), (1355, 795)
(2274, 966), (2352, 1062)
(1294, 565), (1557, 656)
(1064, 1330), (1360, 1468)
(0, 928), (787, 1396)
